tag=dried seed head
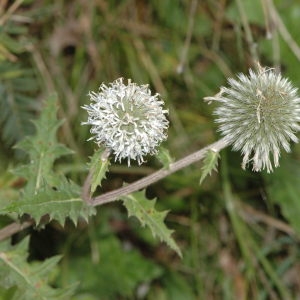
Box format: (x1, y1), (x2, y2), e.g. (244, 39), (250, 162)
(82, 78), (169, 166)
(205, 66), (300, 172)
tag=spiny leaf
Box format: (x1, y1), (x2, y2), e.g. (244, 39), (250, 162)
(199, 149), (220, 185)
(121, 190), (182, 257)
(156, 147), (174, 168)
(5, 95), (96, 225)
(13, 94), (73, 195)
(1, 178), (96, 226)
(88, 148), (110, 194)
(0, 237), (76, 300)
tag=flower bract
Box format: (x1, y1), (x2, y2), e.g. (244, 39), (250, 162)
(83, 78), (169, 166)
(205, 66), (300, 172)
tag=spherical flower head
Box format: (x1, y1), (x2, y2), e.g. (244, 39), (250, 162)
(82, 78), (169, 166)
(205, 66), (300, 173)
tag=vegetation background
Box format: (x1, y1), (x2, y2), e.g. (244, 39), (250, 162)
(1, 0), (300, 299)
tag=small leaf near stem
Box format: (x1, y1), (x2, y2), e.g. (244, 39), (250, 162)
(90, 148), (111, 194)
(90, 138), (228, 206)
(199, 149), (220, 185)
(82, 148), (111, 204)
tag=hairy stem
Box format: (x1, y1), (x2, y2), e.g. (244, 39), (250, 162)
(0, 220), (33, 241)
(91, 138), (229, 206)
(0, 139), (228, 242)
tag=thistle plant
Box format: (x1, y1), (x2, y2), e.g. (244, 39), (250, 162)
(205, 66), (300, 173)
(82, 78), (169, 166)
(1, 66), (300, 263)
(2, 1), (300, 298)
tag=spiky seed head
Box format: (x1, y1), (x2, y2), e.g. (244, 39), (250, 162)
(205, 66), (300, 173)
(82, 78), (169, 166)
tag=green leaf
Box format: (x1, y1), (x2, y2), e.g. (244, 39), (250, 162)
(121, 190), (182, 257)
(1, 178), (95, 226)
(88, 148), (110, 194)
(0, 237), (76, 300)
(156, 147), (174, 168)
(2, 95), (96, 225)
(13, 94), (73, 195)
(199, 149), (220, 185)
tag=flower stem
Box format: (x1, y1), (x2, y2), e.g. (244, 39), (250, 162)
(0, 139), (228, 242)
(91, 138), (229, 207)
(0, 220), (33, 241)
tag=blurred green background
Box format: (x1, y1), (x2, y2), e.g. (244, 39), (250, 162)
(1, 0), (300, 299)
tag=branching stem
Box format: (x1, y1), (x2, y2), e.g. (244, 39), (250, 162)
(0, 138), (228, 241)
(91, 138), (229, 206)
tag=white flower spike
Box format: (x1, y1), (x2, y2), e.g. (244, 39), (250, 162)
(83, 78), (169, 166)
(205, 66), (300, 173)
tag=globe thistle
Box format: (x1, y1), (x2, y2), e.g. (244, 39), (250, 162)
(205, 66), (300, 173)
(82, 78), (169, 166)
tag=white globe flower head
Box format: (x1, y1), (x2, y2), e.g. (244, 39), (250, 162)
(205, 66), (300, 173)
(82, 78), (169, 166)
